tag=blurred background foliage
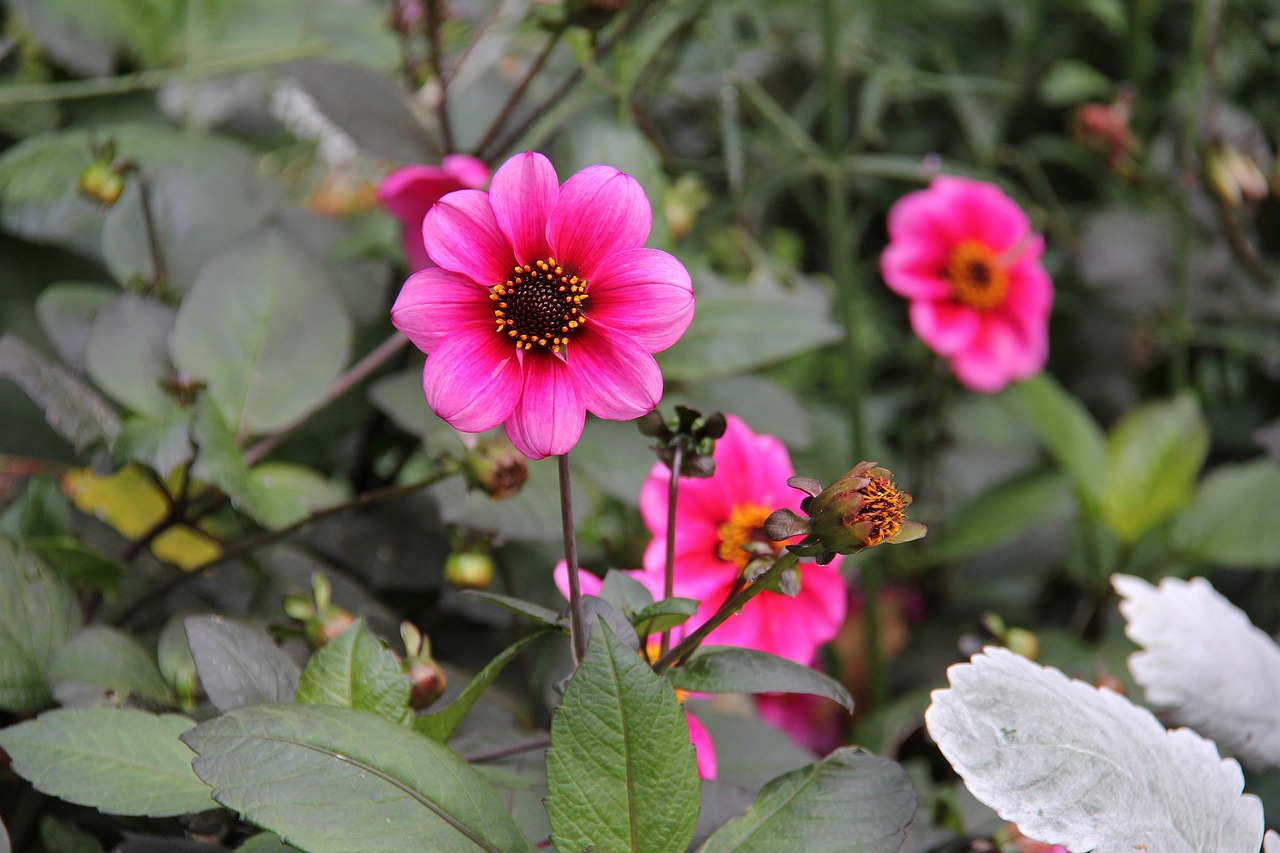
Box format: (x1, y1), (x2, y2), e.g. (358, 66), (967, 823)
(3, 0), (1280, 848)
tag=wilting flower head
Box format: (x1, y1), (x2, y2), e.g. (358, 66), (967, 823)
(378, 155), (490, 270)
(766, 462), (926, 565)
(391, 151), (695, 459)
(880, 176), (1053, 394)
(637, 415), (847, 665)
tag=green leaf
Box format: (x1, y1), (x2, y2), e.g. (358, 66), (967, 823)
(295, 620), (410, 724)
(461, 591), (564, 628)
(923, 470), (1072, 564)
(48, 626), (172, 703)
(667, 647), (854, 713)
(23, 537), (128, 594)
(34, 282), (116, 374)
(184, 704), (536, 853)
(416, 630), (550, 742)
(0, 708), (213, 817)
(0, 334), (120, 451)
(40, 815), (105, 853)
(114, 406), (195, 478)
(83, 294), (176, 417)
(190, 397), (253, 508)
(184, 615), (300, 711)
(633, 598), (699, 639)
(245, 462), (347, 529)
(546, 623), (700, 853)
(1003, 373), (1106, 508)
(0, 475), (69, 540)
(170, 231), (352, 439)
(598, 569), (657, 617)
(1037, 59), (1114, 107)
(236, 833), (303, 853)
(0, 539), (78, 712)
(1100, 392), (1209, 543)
(659, 269), (843, 382)
(1171, 459), (1280, 568)
(698, 748), (916, 853)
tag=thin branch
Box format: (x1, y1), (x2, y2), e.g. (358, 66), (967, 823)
(473, 31), (563, 162)
(559, 453), (587, 666)
(658, 441), (683, 658)
(425, 0), (456, 152)
(463, 734), (551, 763)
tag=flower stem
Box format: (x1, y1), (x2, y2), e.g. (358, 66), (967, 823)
(859, 556), (888, 708)
(473, 30), (562, 162)
(425, 0), (455, 153)
(658, 441), (685, 657)
(653, 551), (800, 674)
(558, 453), (587, 666)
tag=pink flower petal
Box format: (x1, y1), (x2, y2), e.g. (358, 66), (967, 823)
(421, 331), (521, 432)
(640, 539), (735, 602)
(552, 561), (605, 600)
(489, 151), (558, 265)
(586, 248), (695, 352)
(685, 710), (717, 779)
(948, 313), (1045, 393)
(880, 239), (953, 301)
(503, 354), (586, 459)
(908, 300), (981, 357)
(390, 268), (492, 352)
(441, 154), (491, 189)
(547, 165), (651, 281)
(566, 325), (662, 421)
(423, 189), (515, 285)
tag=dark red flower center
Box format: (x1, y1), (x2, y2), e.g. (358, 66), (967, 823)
(946, 241), (1008, 311)
(491, 258), (589, 353)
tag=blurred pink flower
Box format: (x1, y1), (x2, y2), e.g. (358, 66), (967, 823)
(880, 176), (1053, 394)
(755, 688), (846, 756)
(685, 709), (717, 779)
(378, 155), (489, 270)
(637, 415), (847, 664)
(391, 151), (695, 459)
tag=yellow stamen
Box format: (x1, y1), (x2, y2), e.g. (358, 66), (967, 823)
(946, 240), (1009, 311)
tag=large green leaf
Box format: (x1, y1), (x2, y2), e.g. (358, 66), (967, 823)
(170, 230), (352, 438)
(1002, 373), (1106, 508)
(245, 462), (347, 529)
(0, 334), (120, 452)
(114, 406), (195, 478)
(1171, 459), (1280, 569)
(34, 282), (116, 374)
(236, 833), (303, 853)
(0, 708), (213, 817)
(698, 748), (916, 853)
(184, 615), (300, 711)
(0, 475), (69, 540)
(923, 470), (1072, 565)
(22, 537), (128, 594)
(1100, 392), (1209, 543)
(39, 816), (104, 853)
(295, 620), (410, 724)
(48, 626), (172, 703)
(416, 630), (550, 742)
(667, 647), (853, 712)
(184, 704), (536, 853)
(545, 624), (701, 853)
(0, 540), (78, 712)
(83, 294), (177, 417)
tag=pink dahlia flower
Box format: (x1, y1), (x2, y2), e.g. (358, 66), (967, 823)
(880, 176), (1053, 394)
(391, 151), (695, 460)
(378, 155), (490, 271)
(637, 415), (848, 665)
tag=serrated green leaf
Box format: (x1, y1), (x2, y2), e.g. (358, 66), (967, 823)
(0, 334), (120, 451)
(633, 598), (699, 639)
(923, 470), (1071, 565)
(23, 537), (127, 594)
(1171, 460), (1280, 568)
(184, 704), (536, 853)
(245, 462), (347, 529)
(546, 623), (700, 853)
(1003, 373), (1106, 508)
(295, 620), (410, 724)
(668, 647), (854, 713)
(598, 569), (657, 617)
(1100, 392), (1209, 543)
(83, 294), (177, 417)
(0, 708), (212, 817)
(48, 626), (172, 703)
(184, 615), (300, 711)
(698, 748), (916, 853)
(0, 539), (78, 712)
(416, 629), (550, 742)
(170, 231), (352, 439)
(461, 590), (564, 628)
(34, 282), (115, 374)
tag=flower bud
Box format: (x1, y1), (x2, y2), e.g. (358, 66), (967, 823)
(1207, 144), (1269, 207)
(641, 405), (726, 479)
(462, 437), (528, 501)
(286, 572), (357, 648)
(400, 621), (447, 709)
(78, 161), (127, 206)
(444, 549), (495, 590)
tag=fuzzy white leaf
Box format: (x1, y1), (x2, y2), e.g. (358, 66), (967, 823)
(1114, 574), (1280, 772)
(925, 647), (1262, 853)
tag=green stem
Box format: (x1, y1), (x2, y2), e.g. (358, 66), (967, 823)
(658, 441), (685, 657)
(473, 31), (563, 162)
(859, 557), (887, 708)
(559, 453), (587, 666)
(653, 552), (800, 674)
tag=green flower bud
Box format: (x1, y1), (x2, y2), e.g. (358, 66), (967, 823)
(444, 549), (495, 590)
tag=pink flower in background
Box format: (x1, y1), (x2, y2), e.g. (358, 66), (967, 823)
(637, 415), (848, 665)
(880, 176), (1053, 394)
(378, 155), (490, 270)
(755, 686), (847, 756)
(685, 710), (717, 779)
(391, 151), (695, 459)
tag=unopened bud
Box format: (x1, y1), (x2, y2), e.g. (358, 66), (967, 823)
(463, 437), (528, 500)
(1207, 145), (1269, 207)
(444, 549), (494, 590)
(78, 161), (126, 206)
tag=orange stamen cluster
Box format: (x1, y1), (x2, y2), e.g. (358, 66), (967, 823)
(491, 258), (588, 353)
(946, 240), (1009, 311)
(716, 503), (780, 571)
(852, 473), (909, 547)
